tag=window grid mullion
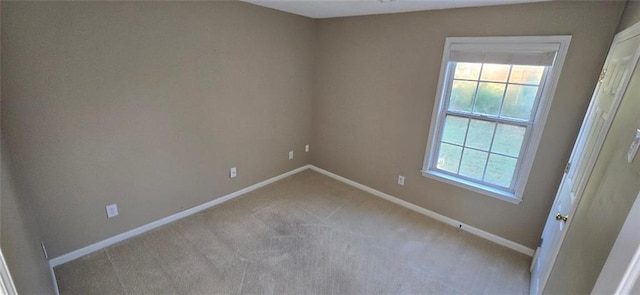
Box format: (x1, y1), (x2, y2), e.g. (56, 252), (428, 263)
(527, 67), (551, 121)
(509, 123), (535, 190)
(453, 78), (540, 88)
(460, 143), (519, 159)
(443, 110), (532, 127)
(469, 63), (484, 114)
(481, 123), (499, 181)
(496, 65), (514, 117)
(455, 119), (472, 174)
(436, 141), (519, 161)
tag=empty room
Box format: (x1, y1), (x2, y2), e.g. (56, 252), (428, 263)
(2, 0), (640, 294)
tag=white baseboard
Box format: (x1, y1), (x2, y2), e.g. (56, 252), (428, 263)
(308, 165), (535, 256)
(48, 162), (533, 275)
(48, 165), (312, 268)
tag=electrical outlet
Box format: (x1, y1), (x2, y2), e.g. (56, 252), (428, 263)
(305, 144), (310, 152)
(289, 151), (294, 160)
(398, 175), (405, 186)
(230, 167), (237, 178)
(106, 204), (119, 218)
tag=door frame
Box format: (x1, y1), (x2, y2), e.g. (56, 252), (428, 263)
(532, 21), (640, 295)
(0, 248), (18, 295)
(592, 190), (640, 294)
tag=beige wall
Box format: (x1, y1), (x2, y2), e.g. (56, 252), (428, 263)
(1, 1), (314, 258)
(618, 0), (640, 32)
(311, 1), (625, 249)
(544, 3), (640, 294)
(1, 142), (56, 294)
(0, 0), (632, 283)
(2, 2), (54, 291)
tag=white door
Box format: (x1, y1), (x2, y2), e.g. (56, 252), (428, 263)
(530, 25), (640, 295)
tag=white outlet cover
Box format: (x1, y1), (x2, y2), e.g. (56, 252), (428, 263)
(230, 167), (237, 178)
(289, 151), (294, 160)
(305, 144), (310, 152)
(398, 175), (405, 186)
(106, 204), (119, 218)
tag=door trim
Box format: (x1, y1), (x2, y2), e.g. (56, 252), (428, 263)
(592, 190), (640, 294)
(533, 20), (640, 295)
(0, 249), (18, 295)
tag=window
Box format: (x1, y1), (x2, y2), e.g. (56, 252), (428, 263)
(423, 36), (571, 204)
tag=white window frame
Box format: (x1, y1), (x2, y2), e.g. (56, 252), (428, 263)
(422, 36), (571, 204)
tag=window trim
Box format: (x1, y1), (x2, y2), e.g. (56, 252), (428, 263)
(422, 36), (572, 204)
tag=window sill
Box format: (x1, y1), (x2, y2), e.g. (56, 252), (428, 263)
(421, 169), (522, 205)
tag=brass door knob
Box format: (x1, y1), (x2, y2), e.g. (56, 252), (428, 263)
(555, 212), (569, 222)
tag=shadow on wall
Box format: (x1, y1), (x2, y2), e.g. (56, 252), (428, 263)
(1, 141), (56, 294)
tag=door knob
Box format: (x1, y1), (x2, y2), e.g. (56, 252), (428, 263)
(555, 212), (569, 222)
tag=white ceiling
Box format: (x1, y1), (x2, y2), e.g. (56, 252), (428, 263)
(240, 0), (549, 19)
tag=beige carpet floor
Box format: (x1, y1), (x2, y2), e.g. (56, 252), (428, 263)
(54, 170), (531, 294)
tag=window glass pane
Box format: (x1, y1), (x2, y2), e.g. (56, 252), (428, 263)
(480, 64), (510, 82)
(465, 119), (495, 151)
(459, 148), (488, 180)
(510, 65), (544, 85)
(437, 143), (462, 173)
(454, 63), (481, 80)
(474, 82), (505, 116)
(501, 85), (538, 120)
(491, 124), (526, 157)
(449, 80), (477, 112)
(484, 154), (517, 187)
(442, 116), (468, 145)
